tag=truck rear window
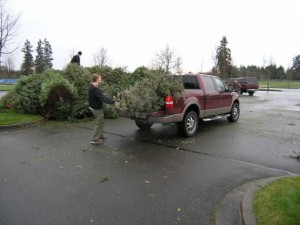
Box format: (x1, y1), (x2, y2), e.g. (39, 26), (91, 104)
(246, 78), (258, 84)
(183, 76), (199, 89)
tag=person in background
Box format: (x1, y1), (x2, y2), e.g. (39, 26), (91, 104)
(88, 74), (116, 145)
(70, 51), (82, 65)
(233, 80), (241, 94)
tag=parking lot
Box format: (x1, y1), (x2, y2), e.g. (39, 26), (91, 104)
(1, 89), (300, 225)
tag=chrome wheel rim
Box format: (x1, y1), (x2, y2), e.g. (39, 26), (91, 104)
(232, 104), (239, 120)
(186, 115), (197, 134)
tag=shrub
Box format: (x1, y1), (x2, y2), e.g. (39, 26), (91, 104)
(0, 91), (13, 111)
(105, 67), (128, 85)
(62, 64), (91, 119)
(39, 69), (77, 120)
(87, 66), (128, 86)
(100, 67), (157, 118)
(103, 104), (118, 119)
(11, 74), (44, 114)
(123, 66), (149, 86)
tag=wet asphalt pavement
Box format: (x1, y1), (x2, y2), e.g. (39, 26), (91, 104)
(0, 89), (300, 225)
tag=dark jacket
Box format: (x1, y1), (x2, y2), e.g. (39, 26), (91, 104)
(88, 84), (115, 110)
(70, 55), (80, 65)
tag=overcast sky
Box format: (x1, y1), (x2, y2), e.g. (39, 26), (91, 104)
(8, 0), (300, 73)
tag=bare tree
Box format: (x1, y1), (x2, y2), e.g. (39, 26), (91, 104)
(262, 57), (268, 91)
(0, 0), (20, 69)
(211, 47), (218, 73)
(174, 56), (182, 74)
(69, 49), (76, 60)
(93, 47), (109, 67)
(153, 45), (181, 74)
(263, 56), (276, 92)
(286, 64), (293, 89)
(4, 55), (14, 71)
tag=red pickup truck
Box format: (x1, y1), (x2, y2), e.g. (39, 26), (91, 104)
(120, 74), (240, 137)
(227, 77), (259, 95)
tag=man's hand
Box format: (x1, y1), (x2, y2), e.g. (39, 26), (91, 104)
(114, 101), (120, 109)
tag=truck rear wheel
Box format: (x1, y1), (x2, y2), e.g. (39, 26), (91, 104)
(179, 111), (199, 137)
(248, 91), (254, 96)
(135, 120), (153, 129)
(227, 102), (240, 122)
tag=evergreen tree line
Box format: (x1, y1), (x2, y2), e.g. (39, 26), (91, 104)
(21, 38), (53, 75)
(213, 61), (300, 81)
(213, 36), (300, 81)
(2, 35), (300, 81)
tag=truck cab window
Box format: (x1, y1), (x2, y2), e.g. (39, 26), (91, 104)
(203, 76), (216, 91)
(214, 78), (225, 90)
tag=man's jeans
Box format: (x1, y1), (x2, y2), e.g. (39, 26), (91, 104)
(92, 109), (104, 141)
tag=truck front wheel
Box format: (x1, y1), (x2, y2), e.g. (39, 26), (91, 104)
(135, 120), (153, 129)
(179, 111), (199, 137)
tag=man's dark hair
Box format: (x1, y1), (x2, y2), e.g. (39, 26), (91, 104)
(78, 51), (82, 55)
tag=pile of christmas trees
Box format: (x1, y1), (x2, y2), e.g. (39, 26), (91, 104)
(116, 71), (184, 115)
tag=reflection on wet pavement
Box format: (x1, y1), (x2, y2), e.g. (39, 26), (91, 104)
(241, 89), (300, 112)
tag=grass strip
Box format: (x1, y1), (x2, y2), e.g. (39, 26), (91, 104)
(0, 85), (15, 91)
(0, 109), (42, 126)
(253, 177), (300, 225)
(259, 81), (300, 89)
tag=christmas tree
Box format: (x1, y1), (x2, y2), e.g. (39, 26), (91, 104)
(117, 71), (184, 115)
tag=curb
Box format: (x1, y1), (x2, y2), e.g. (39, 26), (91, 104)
(215, 175), (298, 225)
(239, 177), (281, 225)
(0, 118), (45, 131)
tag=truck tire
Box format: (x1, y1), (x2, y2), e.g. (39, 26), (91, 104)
(227, 102), (240, 122)
(248, 91), (254, 96)
(179, 111), (199, 137)
(135, 120), (153, 129)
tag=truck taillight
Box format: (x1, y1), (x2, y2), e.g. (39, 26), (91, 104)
(165, 96), (174, 108)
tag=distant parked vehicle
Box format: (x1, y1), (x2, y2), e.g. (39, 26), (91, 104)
(227, 77), (259, 96)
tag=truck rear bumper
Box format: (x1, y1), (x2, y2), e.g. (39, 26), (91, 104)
(118, 110), (183, 124)
(244, 89), (257, 91)
(146, 114), (183, 123)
